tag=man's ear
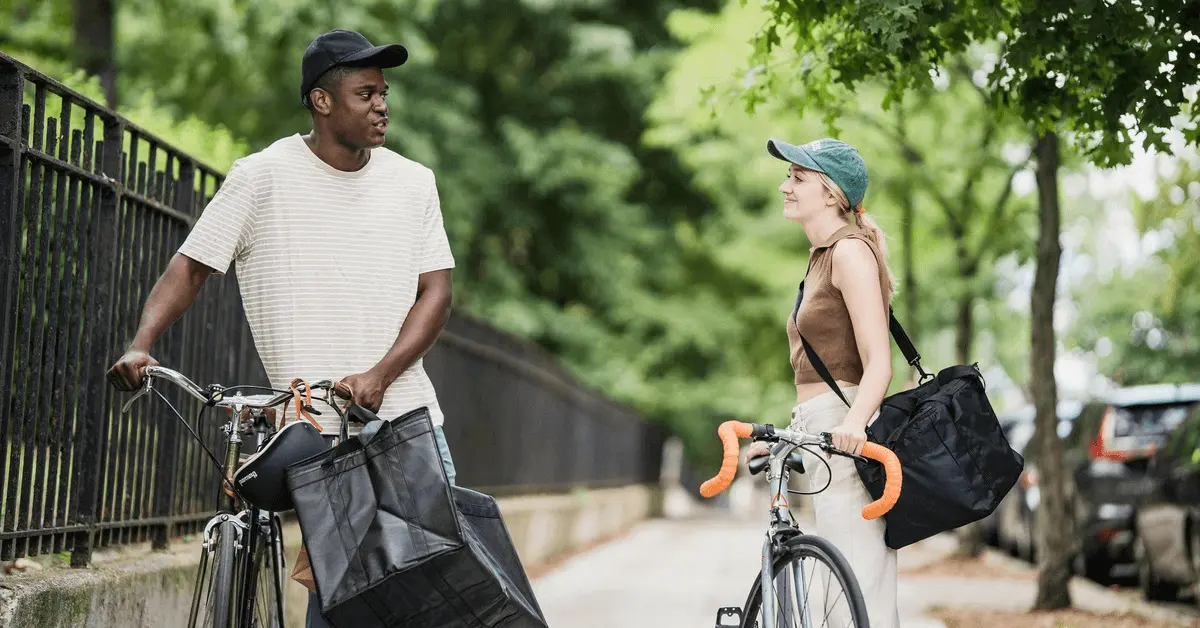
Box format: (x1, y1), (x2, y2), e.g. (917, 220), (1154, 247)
(308, 88), (334, 116)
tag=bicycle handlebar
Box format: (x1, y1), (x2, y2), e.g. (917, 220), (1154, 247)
(698, 420), (902, 520)
(125, 366), (341, 415)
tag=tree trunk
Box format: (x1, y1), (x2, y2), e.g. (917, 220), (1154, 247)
(955, 291), (973, 365)
(897, 105), (919, 382)
(72, 0), (117, 106)
(902, 184), (918, 345)
(953, 292), (986, 557)
(1030, 129), (1072, 610)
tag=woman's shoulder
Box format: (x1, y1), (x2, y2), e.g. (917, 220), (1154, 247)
(829, 233), (886, 290)
(830, 233), (879, 267)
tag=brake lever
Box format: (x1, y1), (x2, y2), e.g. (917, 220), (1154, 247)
(121, 379), (154, 414)
(816, 431), (870, 464)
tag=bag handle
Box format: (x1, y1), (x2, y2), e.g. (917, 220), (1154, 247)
(793, 281), (931, 408)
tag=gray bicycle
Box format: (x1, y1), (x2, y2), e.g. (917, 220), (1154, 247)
(701, 420), (902, 628)
(121, 366), (346, 628)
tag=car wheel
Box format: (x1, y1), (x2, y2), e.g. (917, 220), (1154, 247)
(1189, 525), (1200, 608)
(1136, 532), (1177, 602)
(1074, 550), (1113, 583)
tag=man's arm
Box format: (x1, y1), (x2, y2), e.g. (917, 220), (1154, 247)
(106, 254), (214, 390)
(339, 269), (453, 411)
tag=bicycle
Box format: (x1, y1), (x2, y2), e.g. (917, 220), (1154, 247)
(120, 365), (349, 628)
(700, 420), (902, 628)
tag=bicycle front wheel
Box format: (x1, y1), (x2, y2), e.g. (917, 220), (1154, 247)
(241, 513), (284, 628)
(190, 519), (239, 628)
(741, 535), (869, 628)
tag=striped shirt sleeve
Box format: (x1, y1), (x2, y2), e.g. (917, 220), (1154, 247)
(178, 159), (257, 274)
(418, 172), (455, 273)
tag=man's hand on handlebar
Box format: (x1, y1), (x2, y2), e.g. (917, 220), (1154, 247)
(335, 370), (388, 414)
(106, 349), (159, 391)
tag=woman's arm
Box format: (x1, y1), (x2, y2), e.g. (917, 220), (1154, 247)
(830, 238), (892, 451)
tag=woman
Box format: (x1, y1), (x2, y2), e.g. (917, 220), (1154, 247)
(747, 137), (899, 627)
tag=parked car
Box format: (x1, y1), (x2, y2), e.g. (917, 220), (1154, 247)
(1063, 384), (1200, 581)
(993, 401), (1080, 562)
(1132, 402), (1200, 603)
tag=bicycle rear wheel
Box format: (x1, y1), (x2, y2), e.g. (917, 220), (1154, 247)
(190, 519), (239, 628)
(740, 535), (869, 628)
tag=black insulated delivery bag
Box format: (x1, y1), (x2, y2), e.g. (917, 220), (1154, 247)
(286, 406), (548, 627)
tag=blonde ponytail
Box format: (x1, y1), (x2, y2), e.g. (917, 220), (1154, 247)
(853, 211), (897, 297)
(813, 170), (897, 298)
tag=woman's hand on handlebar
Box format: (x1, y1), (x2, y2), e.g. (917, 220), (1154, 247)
(827, 421), (868, 457)
(106, 349), (160, 391)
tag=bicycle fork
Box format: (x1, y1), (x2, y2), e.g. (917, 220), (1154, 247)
(760, 536), (816, 628)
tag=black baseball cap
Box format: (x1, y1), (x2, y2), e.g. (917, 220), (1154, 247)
(300, 29), (408, 106)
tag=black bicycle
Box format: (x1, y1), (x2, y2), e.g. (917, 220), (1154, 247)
(121, 365), (346, 628)
(701, 421), (902, 628)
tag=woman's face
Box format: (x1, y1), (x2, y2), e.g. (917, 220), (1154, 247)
(778, 164), (830, 223)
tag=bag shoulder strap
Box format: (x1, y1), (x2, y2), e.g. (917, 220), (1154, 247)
(793, 281), (929, 408)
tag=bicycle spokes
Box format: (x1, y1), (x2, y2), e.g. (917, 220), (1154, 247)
(766, 553), (859, 628)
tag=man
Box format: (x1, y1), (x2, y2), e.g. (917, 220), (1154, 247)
(105, 29), (457, 626)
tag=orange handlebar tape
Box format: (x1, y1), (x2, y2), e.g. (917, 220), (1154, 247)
(860, 442), (902, 519)
(699, 421), (754, 498)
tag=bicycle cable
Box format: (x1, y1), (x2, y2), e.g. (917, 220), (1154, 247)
(151, 386), (236, 497)
(781, 443), (834, 497)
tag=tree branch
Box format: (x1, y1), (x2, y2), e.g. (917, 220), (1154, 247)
(848, 108), (959, 223)
(969, 148), (1035, 268)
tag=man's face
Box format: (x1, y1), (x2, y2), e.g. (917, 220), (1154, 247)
(321, 66), (389, 149)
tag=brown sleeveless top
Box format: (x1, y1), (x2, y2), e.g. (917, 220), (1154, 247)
(787, 224), (892, 385)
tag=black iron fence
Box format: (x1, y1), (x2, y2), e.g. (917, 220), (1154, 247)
(0, 52), (664, 567)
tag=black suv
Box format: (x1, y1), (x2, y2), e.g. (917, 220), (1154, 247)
(1065, 384), (1200, 581)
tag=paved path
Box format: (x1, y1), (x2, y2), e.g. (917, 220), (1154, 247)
(530, 509), (947, 627)
(529, 505), (1199, 627)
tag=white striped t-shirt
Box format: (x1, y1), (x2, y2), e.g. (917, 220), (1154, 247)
(178, 134), (455, 431)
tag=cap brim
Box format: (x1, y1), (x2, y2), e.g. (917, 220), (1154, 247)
(767, 138), (824, 173)
(340, 43), (409, 69)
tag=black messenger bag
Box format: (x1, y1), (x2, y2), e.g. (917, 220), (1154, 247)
(793, 282), (1024, 549)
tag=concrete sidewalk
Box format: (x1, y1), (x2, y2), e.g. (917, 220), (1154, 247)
(530, 510), (948, 627)
(530, 508), (1199, 627)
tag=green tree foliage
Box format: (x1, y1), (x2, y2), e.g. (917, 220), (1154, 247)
(7, 0), (777, 465)
(646, 2), (1038, 395)
(1071, 155), (1200, 385)
(750, 0), (1198, 167)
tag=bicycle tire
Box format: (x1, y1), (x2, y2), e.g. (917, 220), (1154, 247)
(243, 514), (284, 628)
(191, 519), (238, 628)
(740, 534), (869, 628)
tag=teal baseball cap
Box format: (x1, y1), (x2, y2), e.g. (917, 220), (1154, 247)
(767, 138), (869, 210)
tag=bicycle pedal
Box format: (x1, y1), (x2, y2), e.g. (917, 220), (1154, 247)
(714, 607), (743, 627)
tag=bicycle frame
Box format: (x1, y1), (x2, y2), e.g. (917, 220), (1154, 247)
(124, 367), (345, 628)
(189, 402), (284, 628)
(755, 444), (818, 628)
(701, 421), (900, 628)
